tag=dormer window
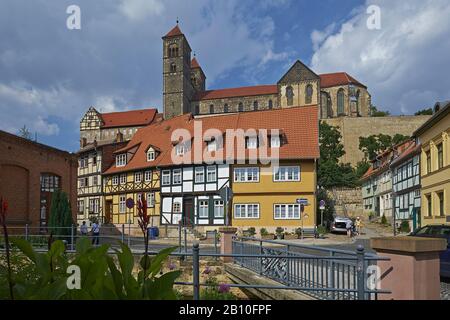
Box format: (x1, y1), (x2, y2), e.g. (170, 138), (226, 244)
(246, 136), (258, 149)
(147, 149), (156, 162)
(116, 154), (126, 167)
(271, 135), (281, 148)
(207, 139), (217, 152)
(175, 143), (185, 156)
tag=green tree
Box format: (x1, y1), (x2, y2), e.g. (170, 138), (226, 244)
(415, 108), (433, 115)
(48, 190), (73, 240)
(359, 133), (411, 161)
(355, 161), (371, 179)
(370, 106), (391, 117)
(392, 133), (410, 145)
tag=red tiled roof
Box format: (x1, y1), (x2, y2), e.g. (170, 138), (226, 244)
(191, 57), (201, 69)
(193, 85), (278, 101)
(391, 140), (421, 167)
(104, 106), (319, 174)
(100, 109), (157, 128)
(164, 25), (183, 38)
(319, 72), (367, 89)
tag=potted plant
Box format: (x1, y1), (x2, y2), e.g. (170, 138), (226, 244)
(284, 231), (298, 240)
(295, 228), (302, 238)
(247, 227), (256, 237)
(260, 228), (274, 240)
(275, 227), (284, 240)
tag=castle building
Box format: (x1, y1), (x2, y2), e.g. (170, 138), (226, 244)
(162, 24), (371, 120)
(77, 107), (159, 224)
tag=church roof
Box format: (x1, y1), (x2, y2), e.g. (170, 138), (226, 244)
(164, 25), (183, 38)
(193, 85), (278, 101)
(319, 72), (367, 89)
(191, 57), (201, 69)
(104, 106), (319, 174)
(100, 109), (158, 129)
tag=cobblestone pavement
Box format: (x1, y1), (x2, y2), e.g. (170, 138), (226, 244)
(441, 280), (450, 300)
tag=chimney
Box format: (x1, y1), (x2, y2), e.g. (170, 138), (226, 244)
(116, 130), (124, 143)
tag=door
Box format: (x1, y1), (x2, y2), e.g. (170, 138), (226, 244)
(183, 198), (194, 226)
(105, 200), (113, 224)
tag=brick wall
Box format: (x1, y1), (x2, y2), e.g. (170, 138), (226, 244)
(0, 131), (77, 228)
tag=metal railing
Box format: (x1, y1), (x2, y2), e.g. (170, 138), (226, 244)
(232, 237), (386, 300)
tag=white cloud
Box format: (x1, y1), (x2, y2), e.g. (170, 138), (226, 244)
(311, 0), (450, 114)
(119, 0), (165, 21)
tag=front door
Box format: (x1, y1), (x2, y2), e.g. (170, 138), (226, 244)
(183, 198), (194, 226)
(105, 200), (113, 224)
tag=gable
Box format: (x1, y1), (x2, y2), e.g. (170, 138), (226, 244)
(80, 107), (103, 129)
(278, 60), (319, 85)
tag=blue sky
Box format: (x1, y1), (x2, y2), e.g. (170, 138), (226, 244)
(1, 0), (450, 152)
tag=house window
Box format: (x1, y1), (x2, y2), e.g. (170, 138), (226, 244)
(162, 170), (171, 185)
(234, 167), (259, 182)
(246, 136), (258, 149)
(438, 192), (444, 216)
(305, 85), (313, 104)
(268, 100), (273, 109)
(214, 200), (224, 218)
(209, 104), (214, 114)
(224, 104), (229, 113)
(195, 167), (205, 183)
(147, 149), (156, 162)
(271, 135), (280, 148)
(437, 143), (444, 169)
(135, 172), (142, 183)
(426, 151), (431, 174)
(92, 154), (97, 165)
(80, 157), (88, 168)
(79, 178), (86, 188)
(147, 192), (155, 208)
(77, 200), (84, 214)
(119, 174), (127, 185)
(144, 170), (152, 182)
(199, 200), (209, 218)
(274, 204), (300, 220)
(238, 102), (244, 112)
(93, 176), (98, 186)
(112, 176), (119, 185)
(426, 194), (432, 217)
(173, 202), (181, 213)
(173, 169), (182, 185)
(89, 198), (99, 214)
(253, 101), (258, 111)
(119, 195), (126, 214)
(337, 89), (345, 115)
(274, 166), (300, 181)
(234, 204), (260, 219)
(116, 154), (127, 167)
(286, 86), (294, 106)
(207, 166), (216, 182)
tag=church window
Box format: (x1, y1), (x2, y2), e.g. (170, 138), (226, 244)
(253, 101), (258, 111)
(286, 86), (294, 106)
(170, 63), (177, 73)
(337, 89), (345, 115)
(209, 104), (214, 114)
(268, 100), (273, 109)
(224, 104), (229, 113)
(305, 85), (313, 104)
(168, 44), (179, 58)
(355, 90), (360, 115)
(238, 103), (244, 112)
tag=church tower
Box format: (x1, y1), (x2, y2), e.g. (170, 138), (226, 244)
(162, 24), (195, 119)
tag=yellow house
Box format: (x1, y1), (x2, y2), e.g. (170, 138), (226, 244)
(414, 101), (450, 226)
(232, 161), (317, 234)
(103, 167), (160, 231)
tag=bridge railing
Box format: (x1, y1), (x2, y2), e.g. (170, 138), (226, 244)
(232, 236), (387, 300)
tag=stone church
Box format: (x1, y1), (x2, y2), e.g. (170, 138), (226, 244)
(163, 24), (371, 120)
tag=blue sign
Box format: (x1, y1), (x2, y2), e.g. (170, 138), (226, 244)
(126, 198), (134, 209)
(296, 198), (309, 205)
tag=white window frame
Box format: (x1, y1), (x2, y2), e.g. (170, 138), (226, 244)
(162, 170), (171, 186)
(119, 195), (126, 214)
(234, 167), (259, 183)
(147, 192), (155, 208)
(173, 202), (181, 213)
(147, 149), (155, 162)
(207, 166), (216, 182)
(144, 170), (152, 182)
(134, 172), (142, 183)
(119, 174), (127, 185)
(112, 176), (119, 185)
(175, 143), (185, 156)
(214, 200), (224, 218)
(116, 154), (127, 167)
(274, 204), (300, 220)
(195, 167), (205, 183)
(234, 204), (260, 219)
(274, 166), (300, 182)
(199, 200), (209, 218)
(172, 169), (182, 185)
(77, 200), (84, 214)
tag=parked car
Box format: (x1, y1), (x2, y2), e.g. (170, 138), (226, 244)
(410, 224), (450, 278)
(331, 216), (352, 234)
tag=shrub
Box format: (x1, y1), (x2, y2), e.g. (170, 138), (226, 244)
(260, 228), (269, 236)
(381, 215), (388, 225)
(275, 227), (284, 236)
(294, 228), (302, 237)
(247, 227), (256, 237)
(201, 276), (236, 300)
(399, 221), (411, 233)
(316, 225), (328, 235)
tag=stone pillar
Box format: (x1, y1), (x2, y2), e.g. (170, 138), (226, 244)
(371, 236), (447, 300)
(219, 227), (237, 263)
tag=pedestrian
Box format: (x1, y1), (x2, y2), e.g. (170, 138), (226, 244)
(80, 221), (88, 236)
(91, 219), (100, 245)
(346, 219), (353, 239)
(355, 217), (362, 236)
